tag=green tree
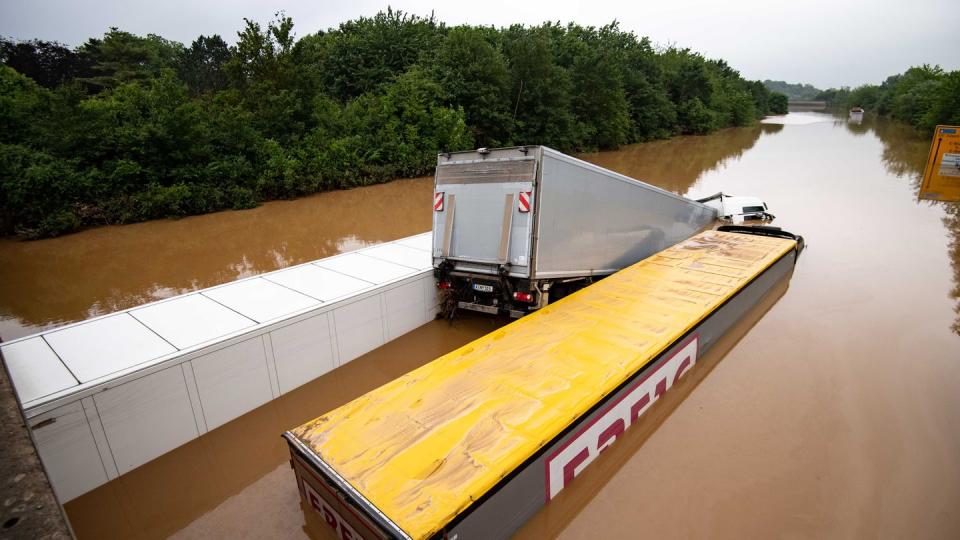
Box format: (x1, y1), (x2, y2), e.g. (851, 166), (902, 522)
(769, 92), (789, 114)
(922, 71), (960, 129)
(0, 11), (804, 238)
(819, 64), (958, 132)
(556, 23), (631, 149)
(432, 26), (511, 147)
(319, 9), (443, 100)
(761, 80), (822, 101)
(79, 29), (181, 89)
(890, 65), (943, 127)
(618, 34), (676, 140)
(226, 15), (312, 144)
(0, 38), (94, 89)
(501, 25), (578, 149)
(176, 35), (230, 96)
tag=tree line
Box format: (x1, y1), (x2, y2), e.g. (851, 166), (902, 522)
(0, 10), (788, 238)
(762, 80), (822, 101)
(816, 65), (960, 132)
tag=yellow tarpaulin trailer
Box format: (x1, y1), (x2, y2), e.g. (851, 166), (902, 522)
(919, 125), (960, 202)
(284, 226), (803, 540)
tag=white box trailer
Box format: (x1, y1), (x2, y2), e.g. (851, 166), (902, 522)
(431, 146), (717, 316)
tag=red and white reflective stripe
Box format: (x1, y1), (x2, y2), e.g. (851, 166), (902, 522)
(518, 191), (532, 213)
(434, 192), (444, 211)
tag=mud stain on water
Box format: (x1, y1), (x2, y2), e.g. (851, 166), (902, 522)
(20, 112), (960, 538)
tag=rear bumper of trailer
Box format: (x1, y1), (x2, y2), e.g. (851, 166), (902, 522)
(284, 228), (802, 540)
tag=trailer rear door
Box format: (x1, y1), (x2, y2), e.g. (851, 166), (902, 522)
(432, 152), (537, 277)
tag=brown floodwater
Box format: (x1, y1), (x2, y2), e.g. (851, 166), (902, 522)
(0, 176), (435, 341)
(11, 111), (960, 538)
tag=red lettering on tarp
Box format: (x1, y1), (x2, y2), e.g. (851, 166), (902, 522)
(545, 335), (699, 500)
(597, 418), (624, 453)
(562, 447), (589, 487)
(323, 507), (337, 530)
(673, 356), (692, 384)
(654, 377), (667, 399)
(303, 481), (363, 540)
(630, 393), (650, 423)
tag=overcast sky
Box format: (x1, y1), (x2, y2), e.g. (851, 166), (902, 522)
(1, 0), (957, 89)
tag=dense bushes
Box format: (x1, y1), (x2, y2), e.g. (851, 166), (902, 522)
(1, 10), (786, 237)
(762, 80), (821, 101)
(817, 65), (960, 132)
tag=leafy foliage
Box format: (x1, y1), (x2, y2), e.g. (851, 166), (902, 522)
(1, 11), (785, 237)
(762, 80), (822, 101)
(176, 35), (231, 96)
(816, 65), (960, 131)
(0, 38), (94, 88)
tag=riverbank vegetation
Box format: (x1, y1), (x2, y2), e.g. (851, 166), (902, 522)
(816, 65), (960, 132)
(762, 80), (822, 101)
(1, 10), (788, 238)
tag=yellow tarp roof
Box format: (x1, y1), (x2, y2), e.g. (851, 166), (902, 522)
(290, 230), (796, 538)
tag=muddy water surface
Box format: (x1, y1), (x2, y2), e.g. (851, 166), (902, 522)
(11, 112), (960, 538)
(0, 177), (434, 341)
(522, 114), (960, 538)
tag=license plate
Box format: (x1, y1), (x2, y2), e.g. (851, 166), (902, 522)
(473, 283), (494, 293)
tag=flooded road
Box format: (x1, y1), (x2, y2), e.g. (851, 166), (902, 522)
(0, 177), (434, 341)
(13, 112), (960, 538)
(523, 114), (960, 538)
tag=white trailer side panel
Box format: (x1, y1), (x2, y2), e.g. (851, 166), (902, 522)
(333, 296), (386, 364)
(0, 233), (437, 502)
(190, 336), (273, 430)
(29, 401), (108, 502)
(534, 149), (716, 278)
(384, 279), (428, 340)
(93, 365), (199, 475)
(270, 313), (337, 394)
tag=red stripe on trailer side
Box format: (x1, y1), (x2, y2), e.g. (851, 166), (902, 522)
(518, 191), (531, 212)
(543, 333), (699, 501)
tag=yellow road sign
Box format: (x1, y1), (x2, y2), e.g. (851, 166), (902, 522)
(919, 125), (960, 201)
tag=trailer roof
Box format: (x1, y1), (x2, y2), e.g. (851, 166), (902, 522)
(289, 230), (798, 539)
(0, 233), (433, 409)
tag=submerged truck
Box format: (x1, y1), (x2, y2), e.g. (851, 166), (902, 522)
(431, 146), (718, 317)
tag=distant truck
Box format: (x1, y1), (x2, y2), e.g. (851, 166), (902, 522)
(431, 146), (723, 317)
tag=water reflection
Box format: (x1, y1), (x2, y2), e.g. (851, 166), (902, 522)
(945, 205), (960, 334)
(760, 123), (784, 135)
(863, 114), (960, 334)
(843, 115), (871, 136)
(580, 126), (767, 196)
(515, 274), (792, 539)
(0, 177), (435, 340)
(871, 117), (930, 185)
